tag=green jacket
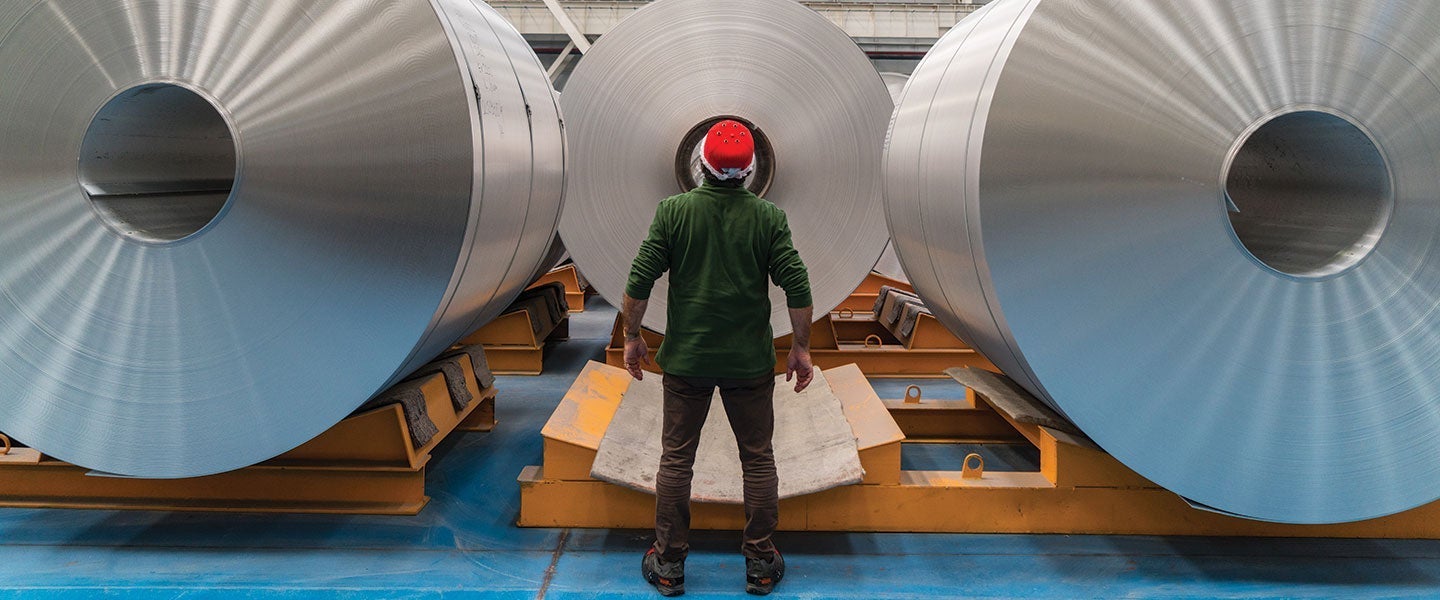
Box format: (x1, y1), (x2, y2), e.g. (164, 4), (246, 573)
(625, 182), (812, 379)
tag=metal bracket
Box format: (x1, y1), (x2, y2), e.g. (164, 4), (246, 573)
(904, 385), (923, 404)
(961, 453), (985, 480)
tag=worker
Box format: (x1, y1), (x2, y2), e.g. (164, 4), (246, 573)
(623, 119), (814, 597)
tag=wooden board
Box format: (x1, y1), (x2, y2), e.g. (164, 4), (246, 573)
(539, 363), (903, 488)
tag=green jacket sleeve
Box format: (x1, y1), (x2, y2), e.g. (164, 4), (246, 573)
(625, 202), (671, 300)
(768, 208), (813, 309)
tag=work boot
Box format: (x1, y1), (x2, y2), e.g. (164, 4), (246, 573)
(642, 547), (685, 597)
(745, 550), (785, 596)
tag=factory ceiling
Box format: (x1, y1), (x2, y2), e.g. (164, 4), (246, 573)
(492, 0), (989, 46)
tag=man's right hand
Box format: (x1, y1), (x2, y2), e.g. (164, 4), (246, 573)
(786, 348), (814, 393)
(624, 335), (651, 381)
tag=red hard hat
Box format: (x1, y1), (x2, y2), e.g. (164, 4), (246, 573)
(701, 120), (756, 180)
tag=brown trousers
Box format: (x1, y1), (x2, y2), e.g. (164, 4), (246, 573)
(653, 372), (779, 561)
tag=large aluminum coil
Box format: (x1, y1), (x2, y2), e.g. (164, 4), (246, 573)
(527, 90), (571, 287)
(880, 72), (911, 104)
(887, 0), (1440, 523)
(528, 237), (572, 285)
(874, 73), (911, 283)
(0, 0), (565, 477)
(558, 0), (893, 336)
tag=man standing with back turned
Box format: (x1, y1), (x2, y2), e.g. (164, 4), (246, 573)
(623, 119), (814, 597)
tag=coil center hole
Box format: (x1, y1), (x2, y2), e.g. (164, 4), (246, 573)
(1224, 110), (1392, 279)
(674, 116), (775, 197)
(79, 82), (237, 244)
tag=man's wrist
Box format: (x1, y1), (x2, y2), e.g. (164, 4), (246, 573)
(625, 331), (642, 341)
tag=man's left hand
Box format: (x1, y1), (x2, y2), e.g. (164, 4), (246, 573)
(624, 336), (651, 381)
(786, 349), (814, 393)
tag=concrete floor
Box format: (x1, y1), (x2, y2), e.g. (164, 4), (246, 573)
(2, 297), (1440, 598)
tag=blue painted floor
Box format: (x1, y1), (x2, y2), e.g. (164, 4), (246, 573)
(2, 296), (1440, 598)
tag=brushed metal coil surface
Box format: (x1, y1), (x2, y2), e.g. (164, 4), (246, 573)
(0, 0), (565, 477)
(874, 73), (911, 283)
(528, 236), (572, 285)
(880, 72), (911, 104)
(887, 0), (1440, 523)
(558, 0), (893, 336)
(527, 90), (571, 286)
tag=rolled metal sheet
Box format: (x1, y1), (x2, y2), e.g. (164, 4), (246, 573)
(527, 90), (572, 286)
(874, 244), (908, 283)
(558, 0), (893, 336)
(874, 73), (911, 283)
(886, 0), (1440, 523)
(880, 72), (911, 105)
(0, 0), (565, 477)
(528, 237), (572, 285)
